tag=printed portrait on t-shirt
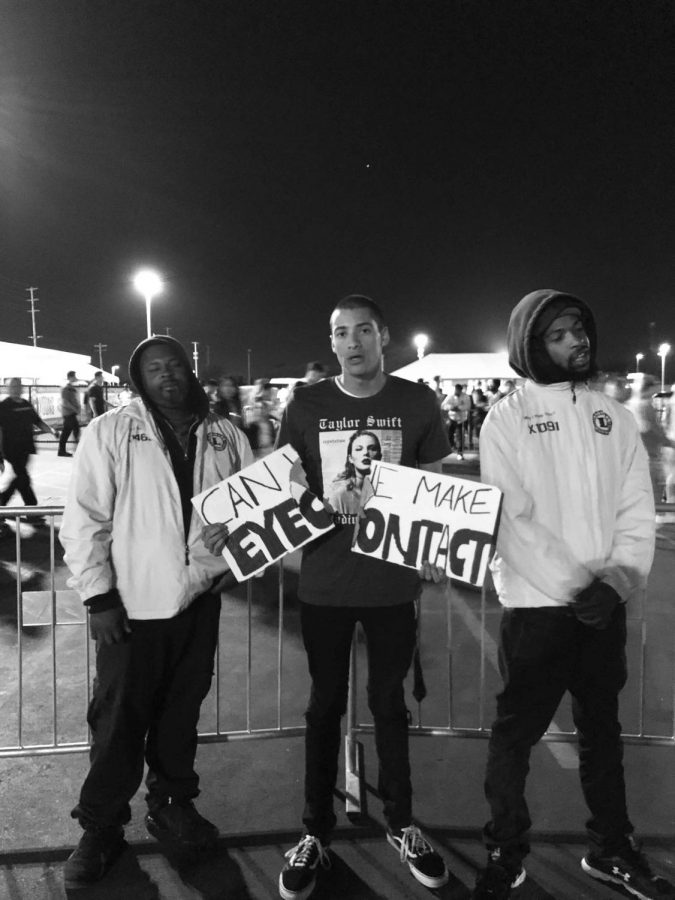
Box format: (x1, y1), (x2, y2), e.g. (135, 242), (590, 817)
(319, 418), (403, 523)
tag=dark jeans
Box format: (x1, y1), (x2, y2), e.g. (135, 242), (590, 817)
(483, 605), (632, 864)
(58, 414), (80, 452)
(72, 592), (221, 829)
(448, 420), (465, 453)
(0, 452), (37, 506)
(300, 601), (416, 841)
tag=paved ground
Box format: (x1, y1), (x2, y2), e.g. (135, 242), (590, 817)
(0, 443), (673, 899)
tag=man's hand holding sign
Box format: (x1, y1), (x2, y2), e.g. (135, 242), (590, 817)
(195, 445), (334, 580)
(353, 461), (502, 588)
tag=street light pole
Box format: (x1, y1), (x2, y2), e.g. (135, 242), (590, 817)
(247, 348), (252, 384)
(133, 270), (163, 339)
(192, 341), (199, 379)
(111, 365), (120, 382)
(635, 352), (644, 373)
(658, 343), (671, 392)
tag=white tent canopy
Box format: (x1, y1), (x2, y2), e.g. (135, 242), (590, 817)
(0, 341), (119, 385)
(391, 352), (519, 385)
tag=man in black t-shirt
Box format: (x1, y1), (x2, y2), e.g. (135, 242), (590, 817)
(85, 371), (107, 419)
(0, 378), (56, 532)
(276, 296), (451, 897)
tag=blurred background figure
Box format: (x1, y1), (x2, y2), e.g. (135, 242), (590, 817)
(213, 375), (243, 429)
(58, 370), (81, 457)
(304, 360), (326, 385)
(84, 371), (109, 420)
(245, 379), (278, 455)
(470, 386), (489, 447)
(204, 379), (219, 409)
(625, 374), (674, 503)
(662, 384), (675, 507)
(0, 377), (57, 532)
(485, 378), (502, 407)
(442, 383), (472, 460)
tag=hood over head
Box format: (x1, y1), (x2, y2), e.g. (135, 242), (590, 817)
(507, 289), (597, 383)
(128, 335), (209, 418)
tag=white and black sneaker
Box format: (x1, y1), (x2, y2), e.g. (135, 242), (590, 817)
(387, 824), (449, 888)
(279, 834), (331, 900)
(581, 836), (675, 900)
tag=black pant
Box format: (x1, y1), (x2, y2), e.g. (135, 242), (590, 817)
(448, 420), (465, 453)
(58, 414), (80, 452)
(0, 452), (37, 506)
(483, 605), (632, 863)
(72, 592), (221, 828)
(300, 601), (416, 841)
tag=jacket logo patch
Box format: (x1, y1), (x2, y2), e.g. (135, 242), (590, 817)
(527, 420), (560, 434)
(130, 433), (151, 442)
(592, 410), (612, 435)
(207, 431), (228, 451)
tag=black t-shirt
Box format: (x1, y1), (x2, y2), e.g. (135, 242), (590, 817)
(277, 375), (451, 606)
(0, 398), (41, 457)
(87, 383), (105, 416)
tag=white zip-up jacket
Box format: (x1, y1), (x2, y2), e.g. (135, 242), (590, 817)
(481, 289), (655, 609)
(60, 398), (253, 619)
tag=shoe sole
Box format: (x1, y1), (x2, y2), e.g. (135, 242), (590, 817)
(581, 857), (652, 900)
(278, 871), (317, 900)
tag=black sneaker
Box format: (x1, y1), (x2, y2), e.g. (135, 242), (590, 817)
(279, 834), (331, 900)
(145, 800), (218, 850)
(63, 824), (126, 889)
(387, 824), (449, 889)
(581, 837), (675, 899)
(471, 849), (526, 899)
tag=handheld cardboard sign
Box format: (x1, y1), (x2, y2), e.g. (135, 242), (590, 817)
(351, 461), (502, 588)
(192, 445), (334, 581)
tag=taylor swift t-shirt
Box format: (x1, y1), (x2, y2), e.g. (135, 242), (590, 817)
(277, 375), (450, 606)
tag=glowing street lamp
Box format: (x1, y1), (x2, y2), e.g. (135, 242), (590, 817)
(413, 333), (429, 360)
(658, 343), (671, 392)
(111, 365), (120, 382)
(133, 269), (163, 339)
(635, 352), (644, 372)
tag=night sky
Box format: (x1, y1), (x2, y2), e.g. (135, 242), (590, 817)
(1, 0), (675, 383)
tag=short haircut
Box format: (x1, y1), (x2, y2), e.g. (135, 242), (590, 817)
(67, 370), (76, 379)
(306, 360), (326, 373)
(331, 294), (386, 330)
(94, 371), (103, 378)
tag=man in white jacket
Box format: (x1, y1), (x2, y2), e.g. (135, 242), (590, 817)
(471, 291), (671, 900)
(60, 336), (252, 889)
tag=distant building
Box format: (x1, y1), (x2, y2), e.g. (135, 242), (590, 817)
(0, 342), (119, 385)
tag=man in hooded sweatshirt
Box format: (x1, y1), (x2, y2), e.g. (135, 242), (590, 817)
(471, 291), (670, 900)
(59, 336), (253, 889)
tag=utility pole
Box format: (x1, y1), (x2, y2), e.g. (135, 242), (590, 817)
(247, 348), (252, 384)
(26, 287), (42, 347)
(94, 343), (107, 370)
(192, 341), (199, 379)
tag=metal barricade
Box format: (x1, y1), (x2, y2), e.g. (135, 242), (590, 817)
(2, 505), (674, 828)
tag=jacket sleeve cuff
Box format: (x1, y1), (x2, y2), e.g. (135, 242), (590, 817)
(84, 588), (123, 614)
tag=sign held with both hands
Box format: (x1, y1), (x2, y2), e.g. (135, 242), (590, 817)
(352, 461), (502, 587)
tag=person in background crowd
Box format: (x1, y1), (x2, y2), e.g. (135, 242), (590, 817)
(59, 336), (253, 890)
(470, 386), (489, 445)
(85, 372), (108, 419)
(0, 377), (57, 534)
(213, 375), (243, 429)
(58, 370), (81, 457)
(625, 374), (674, 503)
(663, 385), (675, 508)
(485, 378), (502, 407)
(204, 379), (219, 409)
(499, 379), (517, 398)
(245, 379), (278, 454)
(442, 383), (471, 460)
(472, 289), (668, 900)
(304, 361), (326, 385)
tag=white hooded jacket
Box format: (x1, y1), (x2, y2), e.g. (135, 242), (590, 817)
(60, 398), (253, 619)
(481, 290), (655, 609)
